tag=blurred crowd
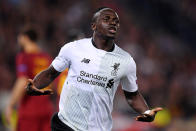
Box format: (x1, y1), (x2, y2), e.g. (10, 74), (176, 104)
(0, 0), (195, 131)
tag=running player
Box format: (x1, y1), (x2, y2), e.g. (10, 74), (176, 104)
(5, 27), (54, 131)
(26, 8), (162, 131)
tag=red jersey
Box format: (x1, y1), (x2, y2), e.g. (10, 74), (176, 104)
(16, 52), (54, 117)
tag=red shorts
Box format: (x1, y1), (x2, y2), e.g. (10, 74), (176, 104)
(17, 114), (51, 131)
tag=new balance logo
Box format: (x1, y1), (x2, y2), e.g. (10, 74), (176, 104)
(81, 58), (90, 64)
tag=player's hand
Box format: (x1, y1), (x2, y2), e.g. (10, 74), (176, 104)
(136, 107), (163, 122)
(26, 79), (53, 96)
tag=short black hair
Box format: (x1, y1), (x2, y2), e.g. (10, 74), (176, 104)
(21, 28), (38, 42)
(91, 7), (111, 23)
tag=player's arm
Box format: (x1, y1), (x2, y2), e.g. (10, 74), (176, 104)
(27, 42), (72, 95)
(124, 90), (162, 122)
(26, 65), (61, 96)
(121, 58), (162, 122)
(5, 77), (28, 124)
(124, 90), (149, 114)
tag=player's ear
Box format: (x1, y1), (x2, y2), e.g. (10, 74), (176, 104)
(91, 22), (96, 31)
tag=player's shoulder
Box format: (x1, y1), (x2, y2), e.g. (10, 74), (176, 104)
(39, 51), (52, 60)
(17, 52), (26, 56)
(115, 45), (136, 68)
(75, 38), (91, 44)
(61, 38), (91, 50)
(16, 52), (27, 59)
(115, 44), (134, 60)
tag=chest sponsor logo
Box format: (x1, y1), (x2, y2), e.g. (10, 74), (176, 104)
(111, 63), (120, 76)
(77, 71), (107, 87)
(106, 79), (114, 88)
(81, 58), (90, 64)
(77, 71), (117, 89)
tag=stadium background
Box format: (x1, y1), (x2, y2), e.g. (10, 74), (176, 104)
(0, 0), (195, 131)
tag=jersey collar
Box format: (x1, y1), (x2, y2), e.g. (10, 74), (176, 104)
(91, 39), (115, 52)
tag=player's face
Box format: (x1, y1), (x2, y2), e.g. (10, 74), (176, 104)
(93, 9), (120, 39)
(17, 34), (28, 47)
(18, 34), (24, 46)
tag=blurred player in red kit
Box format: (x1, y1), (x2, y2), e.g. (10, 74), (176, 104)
(5, 27), (54, 131)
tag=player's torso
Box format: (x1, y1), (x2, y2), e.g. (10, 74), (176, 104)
(18, 52), (53, 117)
(26, 53), (51, 78)
(59, 39), (130, 131)
(66, 39), (128, 97)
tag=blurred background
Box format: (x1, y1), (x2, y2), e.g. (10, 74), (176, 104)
(0, 0), (196, 131)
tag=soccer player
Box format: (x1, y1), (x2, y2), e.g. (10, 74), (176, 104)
(5, 28), (54, 131)
(26, 8), (162, 131)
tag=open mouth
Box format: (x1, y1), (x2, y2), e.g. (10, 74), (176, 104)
(108, 27), (117, 34)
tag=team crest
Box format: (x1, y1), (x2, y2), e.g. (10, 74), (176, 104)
(111, 63), (120, 76)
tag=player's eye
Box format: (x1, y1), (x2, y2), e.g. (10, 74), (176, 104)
(103, 16), (110, 21)
(112, 18), (119, 24)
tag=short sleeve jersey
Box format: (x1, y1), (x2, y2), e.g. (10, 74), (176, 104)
(52, 38), (138, 131)
(16, 52), (53, 117)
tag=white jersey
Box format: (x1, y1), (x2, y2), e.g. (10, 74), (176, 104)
(52, 38), (138, 131)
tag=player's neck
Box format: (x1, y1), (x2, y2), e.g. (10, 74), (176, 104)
(24, 42), (41, 54)
(92, 34), (114, 52)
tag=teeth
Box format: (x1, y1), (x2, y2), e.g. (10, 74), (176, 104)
(110, 29), (116, 33)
